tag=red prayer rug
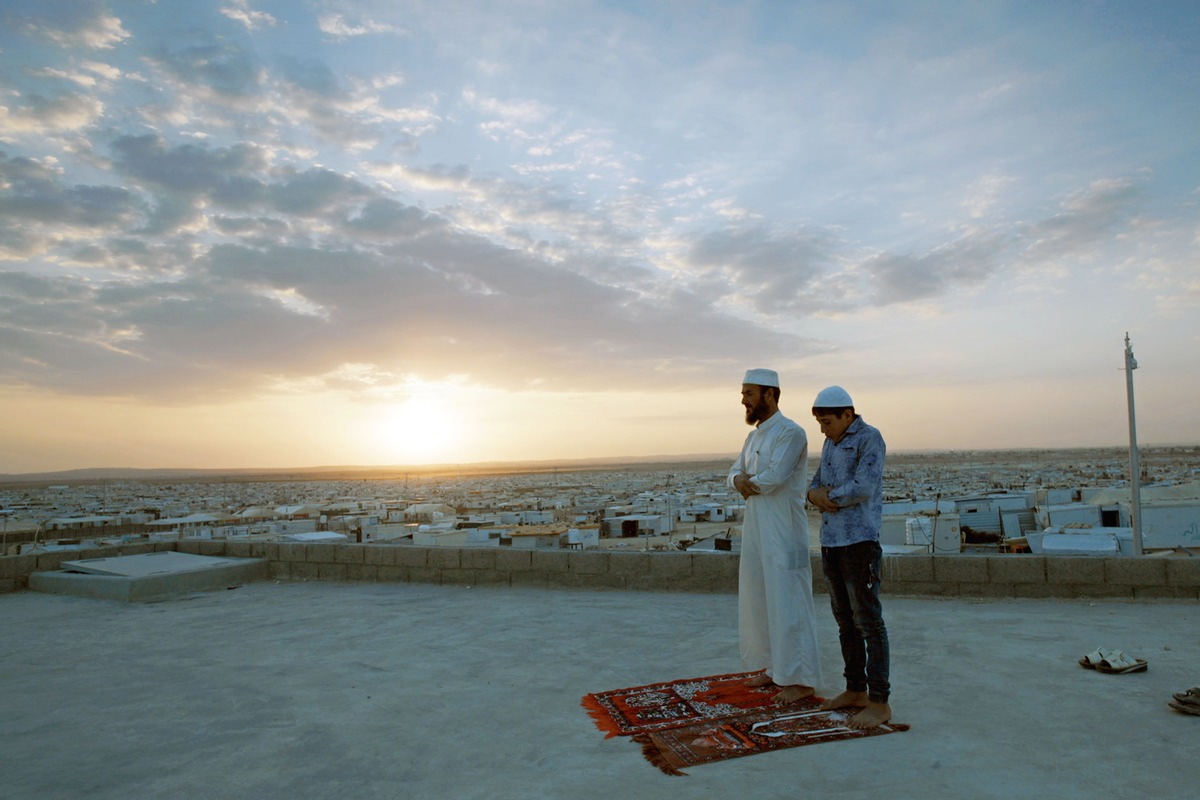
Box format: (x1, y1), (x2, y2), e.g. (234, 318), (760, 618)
(633, 701), (910, 775)
(582, 672), (909, 776)
(581, 671), (783, 738)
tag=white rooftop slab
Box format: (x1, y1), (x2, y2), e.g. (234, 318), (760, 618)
(1038, 532), (1121, 556)
(2, 582), (1197, 799)
(1028, 528), (1139, 556)
(29, 553), (268, 602)
(61, 551), (246, 577)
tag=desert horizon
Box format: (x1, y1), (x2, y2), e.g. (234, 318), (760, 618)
(3, 443), (1197, 488)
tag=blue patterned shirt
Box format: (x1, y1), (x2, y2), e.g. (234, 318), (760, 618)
(809, 416), (886, 548)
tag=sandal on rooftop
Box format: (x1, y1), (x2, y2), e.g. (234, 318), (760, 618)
(1171, 687), (1200, 704)
(1078, 647), (1115, 669)
(1094, 650), (1148, 674)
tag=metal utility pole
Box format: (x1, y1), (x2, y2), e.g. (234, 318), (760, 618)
(1124, 333), (1143, 555)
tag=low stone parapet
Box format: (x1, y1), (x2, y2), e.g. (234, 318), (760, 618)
(2, 542), (1198, 599)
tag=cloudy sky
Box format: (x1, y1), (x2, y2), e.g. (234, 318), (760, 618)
(1, 0), (1197, 473)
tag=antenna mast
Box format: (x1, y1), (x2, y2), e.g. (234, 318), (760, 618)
(1124, 333), (1143, 555)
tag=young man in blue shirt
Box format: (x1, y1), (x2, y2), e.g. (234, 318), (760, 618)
(806, 385), (892, 729)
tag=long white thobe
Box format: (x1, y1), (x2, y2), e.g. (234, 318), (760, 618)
(728, 411), (822, 688)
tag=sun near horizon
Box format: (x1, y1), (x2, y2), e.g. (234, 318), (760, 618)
(1, 369), (1194, 476)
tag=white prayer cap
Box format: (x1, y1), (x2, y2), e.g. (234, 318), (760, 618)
(813, 385), (854, 407)
(742, 368), (780, 388)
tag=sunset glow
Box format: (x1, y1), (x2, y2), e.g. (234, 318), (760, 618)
(370, 388), (465, 465)
(1, 1), (1197, 474)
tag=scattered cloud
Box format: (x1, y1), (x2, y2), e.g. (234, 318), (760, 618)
(143, 38), (265, 101)
(1017, 178), (1143, 266)
(0, 92), (105, 136)
(685, 226), (835, 314)
(0, 0), (1196, 468)
(220, 1), (277, 31)
(318, 13), (405, 40)
(11, 0), (131, 50)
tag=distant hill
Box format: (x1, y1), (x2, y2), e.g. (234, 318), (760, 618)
(0, 453), (739, 486)
(3, 445), (1195, 487)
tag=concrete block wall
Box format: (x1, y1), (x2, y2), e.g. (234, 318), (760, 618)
(181, 542), (1200, 599)
(180, 541), (742, 593)
(2, 541), (1199, 599)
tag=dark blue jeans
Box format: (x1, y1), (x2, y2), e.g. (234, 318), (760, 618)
(821, 540), (890, 704)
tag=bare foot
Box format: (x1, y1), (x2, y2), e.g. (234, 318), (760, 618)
(819, 689), (868, 711)
(847, 701), (892, 730)
(745, 672), (774, 688)
(773, 684), (816, 704)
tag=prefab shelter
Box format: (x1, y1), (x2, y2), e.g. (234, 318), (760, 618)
(276, 504), (324, 519)
(404, 503), (457, 522)
(601, 514), (673, 537)
(1121, 500), (1200, 549)
(46, 516), (117, 531)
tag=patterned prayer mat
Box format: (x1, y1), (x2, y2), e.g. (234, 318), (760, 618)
(633, 701), (910, 775)
(581, 671), (782, 738)
(583, 672), (909, 775)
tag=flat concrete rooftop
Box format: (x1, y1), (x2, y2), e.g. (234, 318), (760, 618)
(2, 582), (1197, 799)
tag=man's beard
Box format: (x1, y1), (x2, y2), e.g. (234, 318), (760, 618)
(744, 399), (769, 425)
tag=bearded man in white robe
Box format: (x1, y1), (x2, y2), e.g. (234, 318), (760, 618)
(728, 368), (822, 703)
